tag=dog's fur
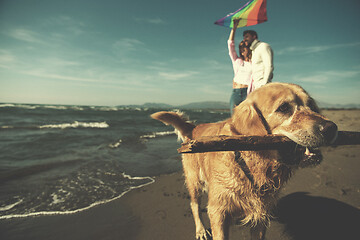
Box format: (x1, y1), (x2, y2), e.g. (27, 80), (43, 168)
(151, 83), (338, 240)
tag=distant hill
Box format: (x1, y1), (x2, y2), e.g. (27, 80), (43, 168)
(178, 101), (228, 109)
(142, 102), (173, 109)
(317, 101), (360, 109)
(118, 101), (359, 110)
(118, 101), (229, 110)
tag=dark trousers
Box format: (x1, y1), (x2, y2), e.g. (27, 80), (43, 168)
(229, 88), (247, 115)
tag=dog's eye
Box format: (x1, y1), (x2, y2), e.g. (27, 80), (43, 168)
(307, 99), (320, 113)
(276, 103), (291, 113)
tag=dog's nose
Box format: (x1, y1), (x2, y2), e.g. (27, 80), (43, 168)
(319, 120), (338, 144)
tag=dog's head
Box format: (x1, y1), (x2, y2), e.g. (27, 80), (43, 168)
(232, 83), (338, 166)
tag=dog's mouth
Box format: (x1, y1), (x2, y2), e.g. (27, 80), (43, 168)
(299, 147), (323, 167)
(279, 145), (323, 167)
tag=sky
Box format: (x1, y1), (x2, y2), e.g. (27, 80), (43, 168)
(0, 0), (359, 106)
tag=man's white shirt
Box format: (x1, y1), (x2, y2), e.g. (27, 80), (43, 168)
(250, 39), (274, 90)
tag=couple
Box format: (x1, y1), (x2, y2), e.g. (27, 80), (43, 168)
(228, 19), (274, 115)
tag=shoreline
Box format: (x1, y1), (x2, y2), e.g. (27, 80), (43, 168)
(1, 144), (359, 240)
(1, 110), (359, 240)
(0, 175), (155, 221)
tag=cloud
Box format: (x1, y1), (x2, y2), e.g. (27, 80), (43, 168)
(44, 58), (82, 67)
(23, 69), (101, 83)
(295, 75), (329, 84)
(45, 15), (86, 36)
(113, 38), (145, 51)
(7, 28), (45, 44)
(134, 17), (166, 25)
(5, 16), (88, 49)
(0, 50), (16, 68)
(202, 59), (228, 70)
(278, 42), (360, 55)
(158, 71), (198, 81)
(322, 70), (360, 78)
(200, 85), (229, 95)
(21, 67), (158, 90)
(293, 70), (360, 84)
(5, 27), (68, 49)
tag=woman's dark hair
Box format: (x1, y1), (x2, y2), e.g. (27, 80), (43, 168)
(238, 41), (252, 61)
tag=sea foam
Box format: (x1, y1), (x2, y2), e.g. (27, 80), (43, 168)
(0, 174), (154, 220)
(39, 121), (109, 129)
(140, 131), (175, 139)
(0, 199), (23, 212)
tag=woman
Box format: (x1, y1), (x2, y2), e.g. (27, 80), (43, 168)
(228, 19), (253, 115)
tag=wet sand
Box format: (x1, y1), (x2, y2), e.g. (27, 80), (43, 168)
(1, 110), (359, 240)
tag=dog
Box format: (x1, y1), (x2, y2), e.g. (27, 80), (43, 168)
(151, 83), (338, 240)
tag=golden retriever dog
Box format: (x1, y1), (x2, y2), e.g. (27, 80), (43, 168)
(151, 83), (338, 240)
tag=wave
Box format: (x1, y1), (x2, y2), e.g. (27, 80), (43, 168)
(0, 173), (154, 220)
(140, 131), (175, 139)
(0, 159), (84, 183)
(0, 125), (14, 129)
(42, 105), (85, 111)
(1, 120), (109, 130)
(0, 103), (149, 112)
(108, 131), (176, 149)
(0, 103), (37, 109)
(90, 106), (121, 111)
(0, 103), (87, 111)
(109, 139), (122, 148)
(39, 121), (109, 129)
(0, 199), (23, 212)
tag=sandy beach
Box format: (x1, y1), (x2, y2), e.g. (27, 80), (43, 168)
(1, 110), (359, 240)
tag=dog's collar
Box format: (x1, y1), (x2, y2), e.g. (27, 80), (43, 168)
(234, 151), (256, 187)
(230, 124), (241, 135)
(252, 103), (272, 135)
(234, 151), (272, 195)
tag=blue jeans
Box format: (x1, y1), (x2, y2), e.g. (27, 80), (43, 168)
(230, 88), (247, 115)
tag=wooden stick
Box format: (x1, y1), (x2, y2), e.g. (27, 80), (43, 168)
(177, 131), (360, 154)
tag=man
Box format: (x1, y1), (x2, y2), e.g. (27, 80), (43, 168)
(243, 30), (274, 90)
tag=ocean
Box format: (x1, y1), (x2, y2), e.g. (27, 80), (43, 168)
(0, 103), (228, 219)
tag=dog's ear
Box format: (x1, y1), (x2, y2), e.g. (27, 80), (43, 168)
(232, 101), (269, 135)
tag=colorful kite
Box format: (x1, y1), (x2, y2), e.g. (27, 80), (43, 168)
(214, 0), (268, 28)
